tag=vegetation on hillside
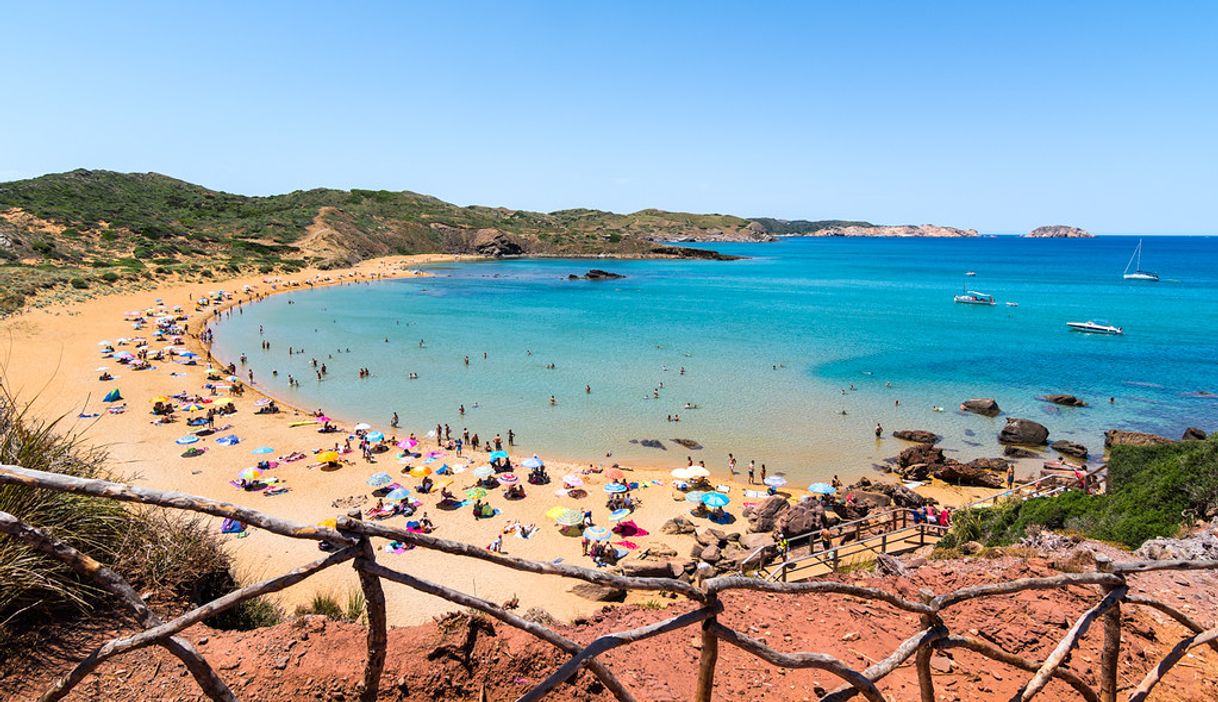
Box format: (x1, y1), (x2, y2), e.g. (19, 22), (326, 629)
(0, 169), (774, 313)
(749, 218), (876, 235)
(942, 438), (1218, 550)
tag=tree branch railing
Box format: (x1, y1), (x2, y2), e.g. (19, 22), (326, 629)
(3, 463), (1217, 702)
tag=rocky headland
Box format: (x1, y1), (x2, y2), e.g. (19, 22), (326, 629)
(1024, 225), (1093, 238)
(803, 223), (978, 238)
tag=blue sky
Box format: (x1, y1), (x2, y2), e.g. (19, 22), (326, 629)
(1, 2), (1215, 233)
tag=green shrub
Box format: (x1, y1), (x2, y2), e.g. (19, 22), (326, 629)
(293, 588), (364, 623)
(100, 271), (119, 282)
(69, 277), (88, 289)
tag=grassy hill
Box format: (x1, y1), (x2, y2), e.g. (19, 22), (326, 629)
(0, 169), (768, 313)
(749, 217), (876, 234)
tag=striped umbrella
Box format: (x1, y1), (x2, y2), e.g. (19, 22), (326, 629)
(497, 473), (519, 485)
(603, 483), (628, 494)
(684, 490), (707, 504)
(239, 468), (263, 481)
(608, 508), (632, 523)
(464, 487), (488, 500)
(386, 487), (411, 501)
(583, 526), (612, 541)
(554, 509), (583, 527)
(367, 472), (394, 487)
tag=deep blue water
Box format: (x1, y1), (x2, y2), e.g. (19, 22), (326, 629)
(212, 236), (1218, 480)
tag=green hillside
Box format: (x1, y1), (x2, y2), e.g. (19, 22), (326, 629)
(749, 217), (876, 234)
(0, 169), (764, 313)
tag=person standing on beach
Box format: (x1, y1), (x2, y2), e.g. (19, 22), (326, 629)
(1006, 464), (1015, 490)
(728, 454), (737, 476)
(747, 461), (755, 484)
(391, 412), (399, 428)
(435, 424), (443, 445)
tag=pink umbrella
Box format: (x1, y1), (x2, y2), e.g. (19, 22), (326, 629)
(316, 415), (332, 423)
(397, 438), (419, 450)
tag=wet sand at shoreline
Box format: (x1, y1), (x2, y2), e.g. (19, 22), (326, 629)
(0, 255), (1004, 625)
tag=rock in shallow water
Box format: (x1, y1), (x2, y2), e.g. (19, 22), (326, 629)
(999, 417), (1050, 445)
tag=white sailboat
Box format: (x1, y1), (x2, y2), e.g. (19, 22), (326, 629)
(1123, 239), (1159, 281)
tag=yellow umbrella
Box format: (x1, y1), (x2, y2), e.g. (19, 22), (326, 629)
(317, 450), (340, 463)
(545, 505), (570, 521)
(434, 477), (453, 488)
(409, 465), (432, 478)
(150, 396), (170, 404)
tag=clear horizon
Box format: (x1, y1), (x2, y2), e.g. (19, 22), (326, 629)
(2, 2), (1215, 234)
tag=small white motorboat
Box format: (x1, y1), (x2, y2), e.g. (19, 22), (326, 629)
(1067, 320), (1123, 335)
(1006, 301), (1019, 307)
(954, 290), (996, 305)
(964, 271), (977, 277)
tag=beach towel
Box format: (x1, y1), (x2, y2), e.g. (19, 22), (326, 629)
(216, 435), (240, 446)
(263, 485), (290, 496)
(744, 490), (768, 499)
(220, 518), (245, 534)
(613, 540), (638, 550)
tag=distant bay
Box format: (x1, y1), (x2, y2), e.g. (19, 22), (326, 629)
(212, 236), (1218, 480)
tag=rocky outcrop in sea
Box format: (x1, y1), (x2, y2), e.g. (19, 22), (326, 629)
(1024, 225), (1093, 238)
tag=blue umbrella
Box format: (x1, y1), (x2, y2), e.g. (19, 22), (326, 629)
(609, 508), (632, 522)
(583, 526), (612, 541)
(252, 447), (274, 455)
(522, 456), (544, 469)
(701, 492), (731, 508)
(807, 482), (837, 495)
(763, 475), (788, 488)
(603, 483), (628, 494)
(175, 435), (199, 445)
(386, 487), (411, 501)
(367, 431), (385, 442)
(216, 435), (240, 446)
(367, 472), (393, 487)
(489, 450), (509, 461)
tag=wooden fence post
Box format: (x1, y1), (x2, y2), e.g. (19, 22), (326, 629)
(915, 589), (937, 702)
(1096, 555), (1122, 702)
(342, 511), (388, 702)
(694, 593), (720, 702)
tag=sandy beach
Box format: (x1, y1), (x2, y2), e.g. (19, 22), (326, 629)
(0, 255), (1001, 626)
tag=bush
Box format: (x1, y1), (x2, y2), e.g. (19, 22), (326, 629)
(100, 271), (119, 282)
(69, 278), (88, 289)
(293, 588), (365, 623)
(944, 438), (1218, 549)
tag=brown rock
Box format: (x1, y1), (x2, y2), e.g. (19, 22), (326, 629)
(1004, 445), (1041, 459)
(960, 398), (1001, 416)
(896, 443), (946, 468)
(1104, 429), (1175, 448)
(934, 460), (1005, 488)
(892, 429), (942, 444)
(660, 516), (696, 535)
(1051, 440), (1089, 459)
(1040, 394), (1087, 407)
(746, 494), (790, 533)
(569, 583), (627, 602)
(999, 417), (1050, 445)
(1182, 427), (1208, 441)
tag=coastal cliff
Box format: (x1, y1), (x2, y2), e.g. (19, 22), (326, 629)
(810, 224), (978, 238)
(1024, 225), (1093, 238)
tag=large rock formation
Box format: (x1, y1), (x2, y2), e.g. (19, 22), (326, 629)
(999, 418), (1050, 445)
(1104, 429), (1175, 448)
(1051, 440), (1089, 459)
(567, 269), (625, 280)
(777, 499), (825, 537)
(472, 228), (525, 257)
(892, 429), (941, 444)
(961, 398), (1001, 417)
(896, 443), (945, 468)
(744, 495), (789, 533)
(1024, 225), (1093, 238)
(1040, 394), (1087, 407)
(1004, 445), (1041, 459)
(934, 459), (1007, 488)
(1183, 427), (1209, 441)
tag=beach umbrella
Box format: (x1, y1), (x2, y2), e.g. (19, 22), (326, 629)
(354, 422), (372, 432)
(408, 465), (432, 478)
(544, 506), (569, 521)
(150, 396), (171, 404)
(702, 492), (731, 508)
(316, 415), (332, 423)
(562, 474), (584, 487)
(686, 466), (711, 479)
(606, 468), (625, 480)
(252, 447), (274, 455)
(216, 435), (240, 446)
(95, 366), (109, 372)
(317, 518), (337, 528)
(175, 436), (199, 445)
(603, 483), (628, 494)
(180, 351), (198, 358)
(522, 456), (544, 469)
(386, 487), (411, 501)
(497, 473), (519, 485)
(608, 508), (632, 522)
(397, 439), (418, 450)
(181, 403), (204, 412)
(763, 475), (788, 488)
(807, 482), (837, 495)
(489, 450), (508, 461)
(670, 468), (692, 480)
(367, 472), (394, 487)
(317, 450), (340, 463)
(583, 526), (612, 541)
(98, 340), (112, 346)
(472, 465), (495, 479)
(367, 431), (385, 442)
(685, 490), (707, 504)
(239, 468), (263, 481)
(554, 509), (583, 527)
(464, 487), (487, 500)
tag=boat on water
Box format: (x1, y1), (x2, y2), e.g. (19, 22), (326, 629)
(1006, 301), (1019, 307)
(954, 289), (996, 305)
(1067, 320), (1124, 335)
(964, 271), (976, 277)
(1123, 239), (1159, 281)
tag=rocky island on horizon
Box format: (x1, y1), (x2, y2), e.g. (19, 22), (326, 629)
(1024, 224), (1094, 238)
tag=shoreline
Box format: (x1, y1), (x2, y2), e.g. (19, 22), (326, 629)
(0, 253), (1005, 626)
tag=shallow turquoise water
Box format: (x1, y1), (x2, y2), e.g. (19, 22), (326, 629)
(212, 236), (1218, 480)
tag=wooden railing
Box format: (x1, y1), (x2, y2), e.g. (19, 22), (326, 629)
(2, 463), (1215, 702)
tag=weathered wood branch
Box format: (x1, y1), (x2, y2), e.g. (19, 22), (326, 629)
(703, 576), (930, 613)
(939, 635), (1099, 702)
(348, 518), (705, 600)
(933, 572), (1122, 610)
(0, 464), (353, 546)
(1127, 624), (1218, 702)
(706, 621), (885, 702)
(821, 626), (946, 702)
(1125, 594), (1218, 653)
(518, 604), (723, 702)
(1010, 585), (1127, 702)
(46, 546), (356, 699)
(0, 511), (237, 702)
(1112, 559), (1218, 574)
(360, 561), (638, 702)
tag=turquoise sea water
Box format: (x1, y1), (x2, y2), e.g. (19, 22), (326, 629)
(212, 236), (1218, 481)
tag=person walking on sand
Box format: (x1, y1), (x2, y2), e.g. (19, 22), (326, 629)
(747, 461), (755, 485)
(1006, 464), (1015, 490)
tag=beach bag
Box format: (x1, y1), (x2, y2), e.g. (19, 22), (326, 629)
(220, 518), (245, 534)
